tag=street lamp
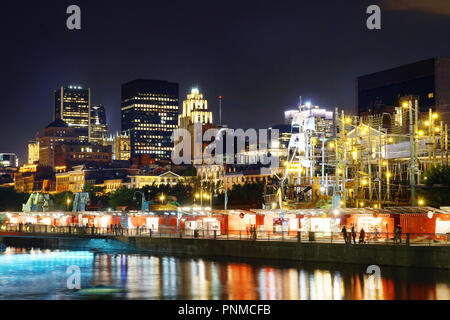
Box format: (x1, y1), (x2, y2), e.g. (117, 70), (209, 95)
(66, 198), (71, 211)
(194, 193), (200, 206)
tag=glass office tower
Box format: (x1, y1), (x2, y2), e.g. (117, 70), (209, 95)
(54, 86), (90, 142)
(121, 79), (179, 160)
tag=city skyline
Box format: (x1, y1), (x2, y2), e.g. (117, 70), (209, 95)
(1, 1), (450, 305)
(2, 0), (450, 163)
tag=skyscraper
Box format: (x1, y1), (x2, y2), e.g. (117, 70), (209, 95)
(121, 79), (179, 160)
(90, 104), (108, 144)
(178, 88), (214, 164)
(54, 86), (90, 142)
(178, 88), (213, 129)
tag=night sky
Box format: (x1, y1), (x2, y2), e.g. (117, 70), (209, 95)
(1, 0), (450, 164)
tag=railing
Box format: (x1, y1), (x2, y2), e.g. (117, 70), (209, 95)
(0, 223), (449, 246)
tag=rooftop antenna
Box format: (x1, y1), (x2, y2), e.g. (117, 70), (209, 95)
(218, 95), (223, 125)
(299, 96), (302, 110)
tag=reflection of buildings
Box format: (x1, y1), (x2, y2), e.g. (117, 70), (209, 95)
(121, 79), (179, 160)
(54, 86), (91, 142)
(90, 105), (108, 144)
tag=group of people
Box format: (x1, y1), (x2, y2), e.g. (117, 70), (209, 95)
(341, 225), (365, 244)
(109, 224), (123, 235)
(107, 224), (152, 236)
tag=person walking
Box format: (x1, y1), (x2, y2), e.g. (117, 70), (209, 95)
(394, 225), (398, 244)
(351, 226), (357, 244)
(341, 226), (348, 244)
(397, 224), (402, 244)
(359, 228), (365, 244)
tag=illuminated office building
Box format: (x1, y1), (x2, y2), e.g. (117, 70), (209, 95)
(54, 86), (91, 142)
(39, 119), (79, 168)
(121, 79), (179, 160)
(0, 153), (18, 168)
(178, 88), (214, 164)
(104, 132), (131, 161)
(28, 139), (40, 164)
(357, 57), (450, 124)
(178, 88), (213, 129)
(90, 104), (108, 144)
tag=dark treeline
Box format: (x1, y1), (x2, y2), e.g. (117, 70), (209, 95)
(0, 181), (266, 211)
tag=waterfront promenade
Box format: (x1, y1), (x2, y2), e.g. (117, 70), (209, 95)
(1, 222), (449, 270)
(1, 223), (449, 246)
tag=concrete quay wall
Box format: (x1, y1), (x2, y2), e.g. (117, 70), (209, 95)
(118, 237), (450, 269)
(1, 236), (448, 269)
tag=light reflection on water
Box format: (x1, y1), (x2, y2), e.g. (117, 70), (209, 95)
(0, 247), (448, 300)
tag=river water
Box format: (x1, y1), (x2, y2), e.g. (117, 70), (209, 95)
(0, 247), (448, 300)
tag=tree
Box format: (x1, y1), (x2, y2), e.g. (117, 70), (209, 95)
(84, 184), (109, 209)
(181, 166), (197, 176)
(109, 187), (139, 209)
(0, 188), (29, 211)
(52, 191), (74, 211)
(417, 165), (450, 208)
(141, 182), (193, 206)
(228, 182), (265, 208)
(423, 165), (450, 186)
